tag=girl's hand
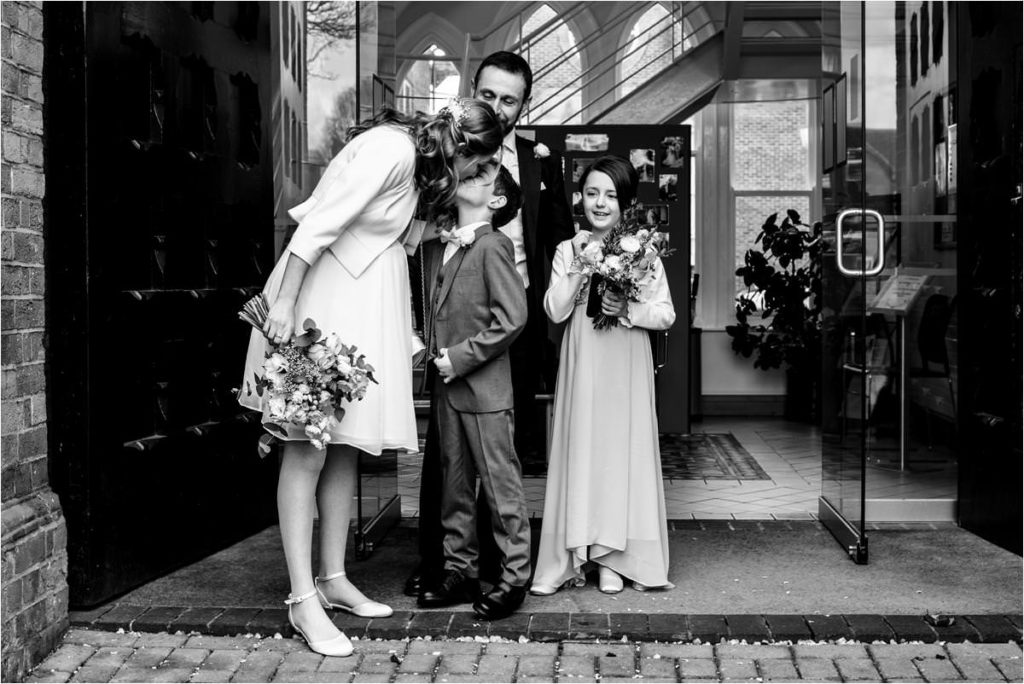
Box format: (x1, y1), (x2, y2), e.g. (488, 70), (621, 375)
(570, 231), (590, 257)
(263, 297), (296, 346)
(601, 290), (629, 317)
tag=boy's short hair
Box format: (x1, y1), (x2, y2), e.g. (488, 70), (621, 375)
(491, 165), (522, 229)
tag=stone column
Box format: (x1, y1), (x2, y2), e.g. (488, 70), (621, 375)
(1, 1), (70, 680)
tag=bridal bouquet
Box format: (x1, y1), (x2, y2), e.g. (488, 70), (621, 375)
(238, 294), (377, 452)
(573, 204), (674, 329)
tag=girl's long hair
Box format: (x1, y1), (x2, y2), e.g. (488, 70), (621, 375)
(347, 99), (503, 222)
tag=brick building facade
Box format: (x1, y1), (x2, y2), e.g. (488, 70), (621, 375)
(1, 1), (70, 680)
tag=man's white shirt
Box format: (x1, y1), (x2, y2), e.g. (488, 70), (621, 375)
(497, 130), (530, 290)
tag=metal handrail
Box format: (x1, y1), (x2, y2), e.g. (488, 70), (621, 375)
(530, 15), (716, 124)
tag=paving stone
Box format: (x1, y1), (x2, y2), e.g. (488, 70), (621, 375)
(315, 653), (362, 673)
(913, 655), (965, 682)
(726, 615), (771, 641)
(949, 655), (1009, 682)
(557, 654), (596, 677)
(485, 641), (558, 656)
(433, 676), (488, 683)
(69, 665), (121, 683)
(230, 669), (275, 684)
(649, 614), (689, 642)
(350, 638), (409, 654)
(870, 643), (947, 660)
(269, 674), (346, 683)
(330, 612), (371, 639)
(792, 643), (869, 659)
(135, 633), (189, 648)
(765, 614), (811, 641)
(517, 677), (557, 684)
(184, 635), (254, 651)
(609, 613), (649, 640)
(232, 650), (284, 679)
(486, 611), (532, 640)
(687, 615), (726, 643)
(110, 668), (194, 683)
(993, 656), (1024, 682)
(64, 630), (139, 648)
(885, 615), (938, 642)
(676, 657), (717, 679)
(68, 605), (115, 626)
(598, 653), (635, 678)
(718, 658), (758, 681)
(833, 658), (882, 681)
(932, 616), (984, 642)
(133, 607), (187, 633)
(198, 650), (248, 672)
(26, 670), (73, 683)
(246, 609), (292, 637)
(793, 658), (841, 681)
(126, 646), (174, 668)
(529, 612), (570, 641)
(365, 612), (412, 639)
(343, 675), (389, 683)
(568, 613), (610, 640)
(717, 644), (790, 660)
(192, 669), (235, 682)
(395, 653), (438, 674)
(436, 653), (479, 675)
(641, 643), (714, 659)
(843, 614), (896, 643)
(255, 637), (310, 653)
(408, 611), (453, 638)
(93, 605), (149, 630)
(208, 609), (262, 636)
(357, 654), (398, 675)
(160, 647), (210, 669)
(476, 653), (517, 679)
(964, 616), (1023, 643)
(562, 643), (634, 659)
(447, 611), (486, 638)
(873, 657), (926, 681)
(639, 656), (677, 678)
(757, 658), (799, 682)
(408, 640), (481, 655)
(517, 654), (557, 678)
(392, 675), (432, 683)
(35, 644), (97, 673)
(945, 643), (1024, 659)
(275, 651), (324, 672)
(169, 607), (225, 633)
(804, 614), (850, 641)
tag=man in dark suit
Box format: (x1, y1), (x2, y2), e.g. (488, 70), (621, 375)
(407, 51), (574, 597)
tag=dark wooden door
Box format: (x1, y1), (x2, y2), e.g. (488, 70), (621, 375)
(45, 2), (280, 607)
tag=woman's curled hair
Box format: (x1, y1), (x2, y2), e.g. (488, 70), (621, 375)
(347, 99), (503, 222)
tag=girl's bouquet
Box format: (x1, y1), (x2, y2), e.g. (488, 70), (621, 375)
(573, 204), (674, 329)
(238, 294), (377, 453)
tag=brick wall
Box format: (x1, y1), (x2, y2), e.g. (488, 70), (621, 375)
(1, 2), (70, 681)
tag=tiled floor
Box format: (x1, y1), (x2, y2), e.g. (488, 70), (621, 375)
(396, 417), (957, 522)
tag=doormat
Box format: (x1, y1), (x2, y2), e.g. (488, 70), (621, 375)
(658, 433), (770, 480)
(515, 433), (769, 480)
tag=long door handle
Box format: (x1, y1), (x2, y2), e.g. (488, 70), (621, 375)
(836, 208), (885, 277)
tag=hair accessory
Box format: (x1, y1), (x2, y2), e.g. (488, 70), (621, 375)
(438, 98), (470, 127)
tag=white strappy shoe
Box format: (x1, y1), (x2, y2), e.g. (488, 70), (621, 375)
(285, 589), (354, 657)
(314, 570), (394, 618)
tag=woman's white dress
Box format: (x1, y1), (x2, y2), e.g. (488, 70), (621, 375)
(532, 236), (676, 588)
(239, 125), (421, 455)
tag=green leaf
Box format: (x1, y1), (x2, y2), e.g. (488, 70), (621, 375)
(264, 422), (288, 437)
(333, 407), (346, 422)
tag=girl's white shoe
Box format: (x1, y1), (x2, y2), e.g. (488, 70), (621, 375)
(529, 583), (557, 596)
(598, 566), (624, 594)
(285, 589), (354, 657)
(315, 571), (394, 618)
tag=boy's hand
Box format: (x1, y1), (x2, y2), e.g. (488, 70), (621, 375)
(434, 348), (456, 383)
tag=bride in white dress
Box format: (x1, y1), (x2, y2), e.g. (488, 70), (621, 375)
(240, 99), (503, 656)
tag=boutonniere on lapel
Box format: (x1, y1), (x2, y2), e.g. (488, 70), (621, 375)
(533, 142), (551, 159)
(440, 224), (478, 249)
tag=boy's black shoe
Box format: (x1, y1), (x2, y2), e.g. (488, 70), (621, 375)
(417, 569), (480, 608)
(473, 581), (527, 620)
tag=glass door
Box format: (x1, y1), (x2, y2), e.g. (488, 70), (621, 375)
(820, 2), (960, 563)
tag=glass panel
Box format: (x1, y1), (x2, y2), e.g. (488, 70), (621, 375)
(622, 5), (679, 97)
(306, 0), (357, 165)
(732, 101), (813, 191)
(397, 46), (460, 115)
(522, 5), (582, 124)
(734, 195), (812, 300)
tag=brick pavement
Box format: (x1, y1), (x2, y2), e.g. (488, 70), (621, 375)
(25, 628), (1024, 683)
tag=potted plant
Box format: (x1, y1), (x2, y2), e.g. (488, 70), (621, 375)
(726, 210), (823, 421)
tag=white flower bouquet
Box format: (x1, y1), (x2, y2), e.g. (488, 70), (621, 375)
(573, 204), (674, 329)
(238, 294), (377, 452)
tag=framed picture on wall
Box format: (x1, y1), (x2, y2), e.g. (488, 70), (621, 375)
(629, 148), (656, 182)
(658, 174), (678, 201)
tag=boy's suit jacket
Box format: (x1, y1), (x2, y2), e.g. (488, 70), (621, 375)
(427, 225), (528, 414)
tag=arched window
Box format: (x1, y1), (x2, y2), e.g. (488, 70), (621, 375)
(621, 4), (685, 98)
(519, 5), (582, 125)
(397, 44), (461, 116)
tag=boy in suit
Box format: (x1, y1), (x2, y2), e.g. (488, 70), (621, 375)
(418, 163), (531, 620)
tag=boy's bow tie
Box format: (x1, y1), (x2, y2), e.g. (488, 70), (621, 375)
(439, 225), (478, 248)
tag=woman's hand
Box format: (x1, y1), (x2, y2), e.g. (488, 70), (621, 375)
(263, 297), (296, 346)
(570, 231), (590, 257)
(601, 290), (629, 318)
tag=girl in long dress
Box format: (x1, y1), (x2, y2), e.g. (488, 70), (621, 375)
(531, 155), (676, 595)
(240, 99), (502, 656)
